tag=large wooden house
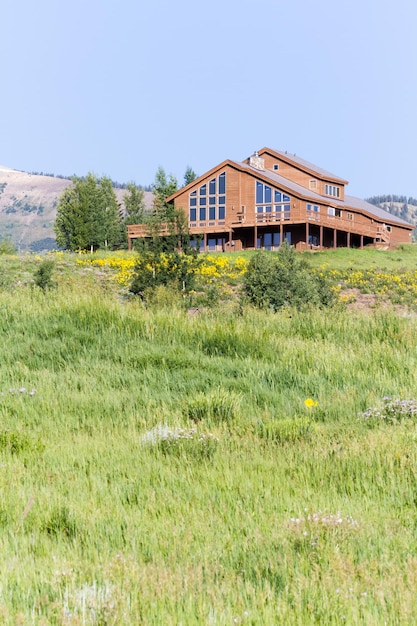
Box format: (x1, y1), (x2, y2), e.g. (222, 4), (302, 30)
(128, 147), (414, 251)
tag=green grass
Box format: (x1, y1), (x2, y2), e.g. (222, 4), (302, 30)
(1, 250), (417, 623)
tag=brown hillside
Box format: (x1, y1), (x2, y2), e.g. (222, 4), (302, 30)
(0, 166), (153, 251)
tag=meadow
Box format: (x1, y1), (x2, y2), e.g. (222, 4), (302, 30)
(1, 247), (417, 624)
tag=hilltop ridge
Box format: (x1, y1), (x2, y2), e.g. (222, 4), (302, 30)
(0, 167), (153, 251)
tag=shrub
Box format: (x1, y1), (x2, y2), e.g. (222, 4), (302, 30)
(243, 244), (337, 311)
(33, 260), (55, 291)
(129, 250), (200, 300)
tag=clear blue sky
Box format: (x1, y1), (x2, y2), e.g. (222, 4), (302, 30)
(2, 0), (416, 199)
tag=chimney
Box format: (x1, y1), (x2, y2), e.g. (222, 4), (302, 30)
(249, 151), (265, 170)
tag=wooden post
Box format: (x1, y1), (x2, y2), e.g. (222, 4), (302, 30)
(347, 232), (351, 248)
(319, 225), (323, 249)
(360, 234), (364, 249)
(128, 236), (132, 251)
(229, 230), (232, 251)
(254, 225), (258, 250)
(333, 229), (337, 249)
(306, 222), (309, 247)
(203, 233), (207, 252)
(280, 221), (283, 247)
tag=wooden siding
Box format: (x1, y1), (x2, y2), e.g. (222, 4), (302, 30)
(257, 150), (346, 201)
(127, 150), (414, 251)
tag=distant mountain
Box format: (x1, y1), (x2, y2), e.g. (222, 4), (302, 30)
(366, 195), (417, 230)
(0, 167), (154, 251)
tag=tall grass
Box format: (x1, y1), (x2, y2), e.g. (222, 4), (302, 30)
(1, 253), (417, 623)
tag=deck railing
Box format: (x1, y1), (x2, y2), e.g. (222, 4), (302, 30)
(128, 211), (391, 243)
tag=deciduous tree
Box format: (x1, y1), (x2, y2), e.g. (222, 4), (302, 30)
(54, 174), (123, 251)
(124, 183), (146, 225)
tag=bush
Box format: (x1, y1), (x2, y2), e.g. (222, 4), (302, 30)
(33, 260), (55, 291)
(129, 250), (200, 300)
(243, 244), (337, 311)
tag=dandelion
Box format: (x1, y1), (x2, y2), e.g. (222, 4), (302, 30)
(304, 398), (318, 408)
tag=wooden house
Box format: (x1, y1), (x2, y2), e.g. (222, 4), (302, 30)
(128, 147), (414, 251)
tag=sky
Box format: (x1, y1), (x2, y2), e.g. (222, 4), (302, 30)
(1, 0), (417, 199)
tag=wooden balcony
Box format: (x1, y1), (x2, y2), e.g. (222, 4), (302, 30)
(230, 209), (390, 242)
(128, 210), (391, 246)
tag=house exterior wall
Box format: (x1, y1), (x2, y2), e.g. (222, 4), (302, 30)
(257, 149), (347, 202)
(127, 150), (414, 251)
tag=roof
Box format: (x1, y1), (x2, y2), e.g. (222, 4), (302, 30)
(167, 151), (414, 230)
(244, 162), (413, 228)
(345, 195), (413, 227)
(257, 147), (349, 185)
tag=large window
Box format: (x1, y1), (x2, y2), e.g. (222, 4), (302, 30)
(256, 181), (290, 220)
(189, 172), (226, 223)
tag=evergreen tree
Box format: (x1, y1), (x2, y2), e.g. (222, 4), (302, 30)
(151, 166), (178, 221)
(184, 166), (197, 186)
(54, 174), (122, 251)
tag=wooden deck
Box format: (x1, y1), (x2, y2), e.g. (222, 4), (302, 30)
(128, 208), (392, 250)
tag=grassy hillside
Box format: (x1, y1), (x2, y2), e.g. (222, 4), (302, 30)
(1, 249), (417, 623)
(0, 167), (153, 252)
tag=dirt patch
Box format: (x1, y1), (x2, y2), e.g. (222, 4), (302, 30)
(343, 288), (414, 316)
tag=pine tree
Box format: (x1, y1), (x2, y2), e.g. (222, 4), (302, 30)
(184, 166), (197, 186)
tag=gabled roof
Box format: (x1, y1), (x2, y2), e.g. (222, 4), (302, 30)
(245, 162), (413, 228)
(257, 147), (349, 185)
(167, 151), (414, 230)
(166, 159), (239, 203)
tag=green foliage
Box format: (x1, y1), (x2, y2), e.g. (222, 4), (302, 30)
(151, 166), (178, 222)
(183, 165), (197, 186)
(129, 249), (200, 299)
(258, 417), (314, 444)
(2, 252), (417, 622)
(54, 173), (123, 251)
(243, 243), (337, 310)
(183, 389), (241, 424)
(43, 506), (78, 539)
(0, 429), (44, 454)
(141, 425), (219, 460)
(123, 183), (145, 225)
(0, 237), (16, 255)
(33, 260), (55, 291)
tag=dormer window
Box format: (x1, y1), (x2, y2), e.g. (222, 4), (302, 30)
(325, 184), (340, 198)
(273, 164), (279, 171)
(309, 179), (317, 190)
